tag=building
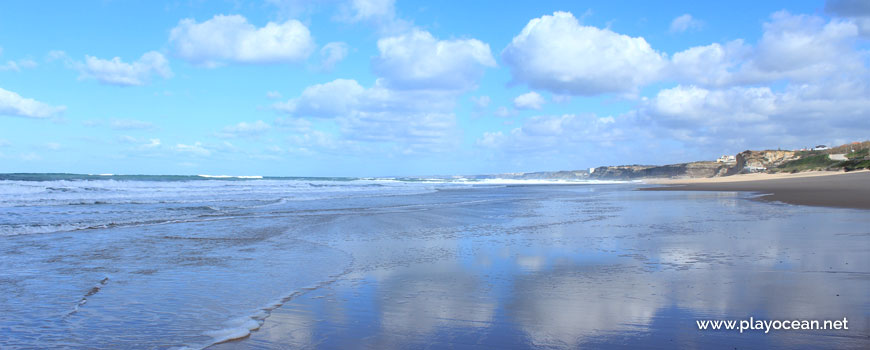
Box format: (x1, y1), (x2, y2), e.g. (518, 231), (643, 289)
(813, 145), (829, 151)
(716, 155), (736, 163)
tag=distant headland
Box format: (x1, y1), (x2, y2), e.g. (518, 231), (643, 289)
(472, 141), (870, 181)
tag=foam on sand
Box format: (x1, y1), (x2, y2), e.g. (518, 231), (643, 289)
(180, 269), (351, 350)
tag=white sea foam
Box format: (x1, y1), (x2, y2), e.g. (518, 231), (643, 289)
(197, 175), (263, 179)
(0, 177), (621, 236)
(452, 178), (628, 185)
(203, 317), (263, 344)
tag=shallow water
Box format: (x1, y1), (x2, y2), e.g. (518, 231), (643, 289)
(1, 180), (868, 349)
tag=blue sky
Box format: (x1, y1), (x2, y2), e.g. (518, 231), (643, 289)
(1, 0), (868, 176)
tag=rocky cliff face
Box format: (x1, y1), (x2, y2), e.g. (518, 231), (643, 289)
(734, 150), (797, 172)
(589, 162), (728, 180)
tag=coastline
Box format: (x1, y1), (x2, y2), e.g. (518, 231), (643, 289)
(640, 169), (870, 209)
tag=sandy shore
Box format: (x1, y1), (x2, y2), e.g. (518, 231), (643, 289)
(641, 170), (870, 209)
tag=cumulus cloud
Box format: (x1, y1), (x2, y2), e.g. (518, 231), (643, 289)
(669, 40), (751, 86)
(77, 51), (172, 86)
(0, 87), (66, 118)
(267, 28), (494, 154)
(274, 79), (366, 117)
(669, 14), (703, 33)
(502, 11), (666, 96)
(747, 12), (862, 82)
(825, 0), (870, 36)
(169, 14), (314, 66)
(275, 78), (461, 152)
(319, 42), (349, 71)
(374, 29), (496, 90)
(670, 11), (865, 87)
(639, 80), (870, 147)
(513, 91), (545, 110)
(647, 85), (775, 127)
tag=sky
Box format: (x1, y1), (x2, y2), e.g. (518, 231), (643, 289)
(1, 0), (869, 177)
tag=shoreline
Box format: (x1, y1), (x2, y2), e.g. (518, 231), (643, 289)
(639, 170), (870, 210)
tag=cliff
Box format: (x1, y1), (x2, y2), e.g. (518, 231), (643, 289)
(733, 150), (798, 173)
(470, 140), (870, 181)
(588, 162), (728, 180)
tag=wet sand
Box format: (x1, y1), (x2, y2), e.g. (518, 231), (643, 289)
(641, 170), (870, 210)
(207, 185), (869, 349)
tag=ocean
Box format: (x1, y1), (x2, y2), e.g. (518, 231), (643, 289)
(0, 174), (867, 349)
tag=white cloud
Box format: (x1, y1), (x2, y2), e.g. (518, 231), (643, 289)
(0, 87), (66, 118)
(342, 0), (395, 22)
(476, 131), (505, 148)
(648, 85), (775, 126)
(747, 12), (862, 83)
(218, 120), (271, 138)
(271, 28), (497, 154)
(119, 136), (161, 149)
(513, 91), (545, 110)
(825, 0), (870, 36)
(169, 14), (314, 66)
(669, 40), (750, 87)
(477, 9), (870, 164)
(266, 91), (283, 99)
(374, 29), (496, 90)
(175, 142), (211, 156)
(640, 80), (870, 147)
(274, 79), (366, 117)
(669, 14), (703, 33)
(145, 138), (161, 148)
(502, 11), (666, 96)
(0, 58), (37, 72)
(670, 12), (865, 87)
(336, 0), (410, 33)
(275, 78), (461, 152)
(78, 51), (172, 86)
(319, 42), (349, 71)
(477, 114), (627, 153)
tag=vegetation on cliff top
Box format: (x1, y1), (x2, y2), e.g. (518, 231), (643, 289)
(773, 147), (870, 173)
